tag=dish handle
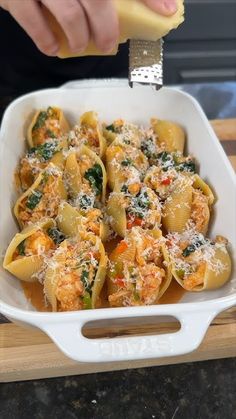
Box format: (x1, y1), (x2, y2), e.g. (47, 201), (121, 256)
(40, 308), (219, 363)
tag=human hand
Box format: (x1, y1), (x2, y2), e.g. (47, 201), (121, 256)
(0, 0), (177, 56)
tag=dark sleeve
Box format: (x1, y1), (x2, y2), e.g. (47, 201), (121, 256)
(0, 9), (128, 97)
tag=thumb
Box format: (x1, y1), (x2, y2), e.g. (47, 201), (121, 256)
(142, 0), (178, 16)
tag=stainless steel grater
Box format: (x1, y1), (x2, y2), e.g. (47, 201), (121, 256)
(129, 39), (163, 90)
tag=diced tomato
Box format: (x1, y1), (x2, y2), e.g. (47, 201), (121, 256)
(114, 275), (125, 287)
(115, 240), (128, 255)
(161, 177), (171, 185)
(127, 215), (143, 229)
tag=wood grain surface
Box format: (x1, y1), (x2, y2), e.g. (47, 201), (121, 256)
(0, 119), (235, 382)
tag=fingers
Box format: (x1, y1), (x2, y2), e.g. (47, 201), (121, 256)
(42, 0), (90, 53)
(143, 0), (178, 16)
(7, 0), (59, 56)
(80, 0), (119, 53)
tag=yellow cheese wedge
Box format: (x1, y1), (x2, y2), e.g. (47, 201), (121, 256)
(43, 0), (184, 58)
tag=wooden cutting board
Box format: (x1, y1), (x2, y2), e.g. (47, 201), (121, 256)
(0, 119), (236, 383)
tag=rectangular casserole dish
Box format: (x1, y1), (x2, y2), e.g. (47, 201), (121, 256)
(0, 80), (235, 363)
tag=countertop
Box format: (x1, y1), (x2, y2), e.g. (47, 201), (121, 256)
(0, 81), (236, 419)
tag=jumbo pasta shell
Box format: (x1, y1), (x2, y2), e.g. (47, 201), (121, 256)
(57, 202), (80, 237)
(106, 143), (125, 190)
(80, 111), (107, 158)
(198, 247), (231, 291)
(170, 240), (231, 292)
(193, 174), (215, 206)
(3, 218), (55, 282)
(65, 145), (107, 202)
(151, 119), (185, 153)
(44, 241), (67, 311)
(14, 164), (67, 228)
(57, 201), (109, 242)
(44, 234), (107, 311)
(162, 179), (193, 233)
(107, 228), (172, 305)
(107, 192), (127, 237)
(27, 107), (70, 148)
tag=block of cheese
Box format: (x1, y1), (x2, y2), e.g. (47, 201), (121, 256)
(43, 0), (184, 58)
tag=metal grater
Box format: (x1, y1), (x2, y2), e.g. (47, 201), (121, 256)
(129, 39), (163, 90)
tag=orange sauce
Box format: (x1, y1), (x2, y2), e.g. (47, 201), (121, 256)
(22, 238), (185, 311)
(22, 278), (185, 312)
(158, 280), (185, 304)
(22, 281), (51, 312)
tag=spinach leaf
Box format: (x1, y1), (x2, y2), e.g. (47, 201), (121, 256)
(141, 137), (155, 159)
(81, 270), (92, 295)
(131, 191), (150, 219)
(121, 184), (128, 193)
(177, 160), (196, 173)
(17, 240), (25, 256)
(84, 164), (103, 196)
(106, 124), (116, 132)
(47, 228), (65, 245)
(121, 159), (132, 167)
(182, 239), (205, 257)
(32, 111), (47, 131)
(46, 129), (57, 139)
(36, 141), (58, 161)
(26, 190), (42, 210)
(82, 292), (92, 309)
(79, 195), (93, 210)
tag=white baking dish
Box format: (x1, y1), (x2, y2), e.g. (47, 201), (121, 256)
(0, 80), (235, 363)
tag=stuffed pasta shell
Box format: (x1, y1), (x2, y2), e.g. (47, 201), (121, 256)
(144, 152), (196, 200)
(166, 229), (231, 291)
(44, 233), (107, 311)
(106, 141), (148, 190)
(27, 106), (70, 147)
(64, 145), (107, 203)
(57, 201), (110, 242)
(103, 119), (141, 148)
(18, 138), (68, 190)
(14, 163), (67, 228)
(3, 218), (59, 282)
(151, 119), (185, 153)
(107, 184), (161, 237)
(68, 111), (106, 158)
(108, 228), (172, 307)
(162, 174), (215, 234)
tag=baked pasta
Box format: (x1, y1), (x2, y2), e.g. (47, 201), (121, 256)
(3, 106), (232, 312)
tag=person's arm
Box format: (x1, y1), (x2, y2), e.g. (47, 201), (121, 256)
(0, 0), (177, 56)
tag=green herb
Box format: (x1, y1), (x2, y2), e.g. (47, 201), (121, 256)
(47, 228), (65, 245)
(35, 141), (58, 161)
(158, 151), (170, 162)
(121, 159), (132, 167)
(28, 147), (36, 156)
(141, 138), (154, 158)
(177, 160), (196, 173)
(84, 163), (103, 196)
(182, 239), (205, 257)
(26, 190), (42, 210)
(17, 240), (25, 256)
(121, 184), (128, 193)
(130, 191), (150, 219)
(106, 124), (116, 132)
(79, 195), (93, 210)
(81, 270), (92, 295)
(82, 292), (92, 309)
(46, 129), (56, 139)
(133, 290), (140, 301)
(176, 269), (185, 279)
(32, 111), (47, 131)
